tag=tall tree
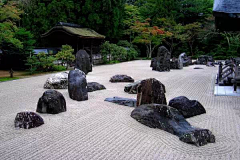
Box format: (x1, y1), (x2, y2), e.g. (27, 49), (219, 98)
(20, 0), (125, 43)
(131, 19), (170, 58)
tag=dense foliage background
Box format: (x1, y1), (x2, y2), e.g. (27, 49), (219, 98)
(0, 0), (240, 70)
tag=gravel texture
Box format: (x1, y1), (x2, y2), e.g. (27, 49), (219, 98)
(1, 60), (240, 160)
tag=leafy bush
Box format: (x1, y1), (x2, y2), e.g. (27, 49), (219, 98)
(127, 47), (138, 60)
(52, 65), (67, 71)
(55, 45), (75, 69)
(117, 40), (131, 47)
(101, 41), (138, 63)
(26, 52), (57, 74)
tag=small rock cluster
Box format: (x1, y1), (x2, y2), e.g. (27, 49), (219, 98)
(15, 50), (106, 129)
(106, 77), (215, 146)
(151, 46), (195, 71)
(131, 104), (215, 146)
(151, 46), (171, 72)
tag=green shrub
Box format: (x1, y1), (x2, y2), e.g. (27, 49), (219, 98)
(117, 40), (131, 47)
(127, 47), (138, 60)
(101, 41), (138, 63)
(26, 52), (57, 74)
(52, 65), (67, 71)
(55, 45), (75, 69)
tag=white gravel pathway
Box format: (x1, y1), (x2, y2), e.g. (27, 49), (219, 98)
(0, 60), (240, 160)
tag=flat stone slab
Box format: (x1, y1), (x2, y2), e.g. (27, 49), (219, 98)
(104, 97), (136, 107)
(14, 112), (44, 129)
(131, 104), (215, 146)
(87, 82), (106, 92)
(194, 67), (204, 69)
(110, 75), (134, 83)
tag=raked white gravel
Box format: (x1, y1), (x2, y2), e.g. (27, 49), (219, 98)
(0, 60), (240, 160)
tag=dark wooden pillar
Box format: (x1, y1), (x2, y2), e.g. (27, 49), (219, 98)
(90, 39), (93, 64)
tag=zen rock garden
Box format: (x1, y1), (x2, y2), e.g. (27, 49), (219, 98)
(106, 77), (215, 146)
(13, 49), (216, 147)
(14, 50), (106, 130)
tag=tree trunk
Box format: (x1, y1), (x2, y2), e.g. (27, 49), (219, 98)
(148, 42), (152, 58)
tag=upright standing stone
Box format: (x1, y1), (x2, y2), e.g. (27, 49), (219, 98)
(151, 46), (171, 72)
(178, 54), (184, 69)
(68, 69), (88, 101)
(179, 53), (190, 67)
(37, 90), (66, 114)
(75, 50), (92, 74)
(137, 78), (167, 106)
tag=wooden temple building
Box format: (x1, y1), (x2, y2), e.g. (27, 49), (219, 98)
(213, 0), (240, 31)
(41, 22), (105, 63)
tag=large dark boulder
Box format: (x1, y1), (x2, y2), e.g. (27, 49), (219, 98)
(37, 90), (66, 114)
(87, 82), (106, 92)
(75, 49), (92, 74)
(15, 112), (44, 129)
(168, 96), (206, 118)
(110, 75), (134, 83)
(131, 104), (215, 146)
(105, 97), (136, 107)
(124, 81), (141, 94)
(43, 72), (68, 89)
(68, 69), (88, 101)
(137, 78), (167, 106)
(150, 46), (171, 72)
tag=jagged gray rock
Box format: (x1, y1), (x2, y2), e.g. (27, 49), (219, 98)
(105, 97), (136, 107)
(170, 56), (183, 69)
(151, 46), (171, 72)
(179, 53), (190, 67)
(43, 72), (68, 89)
(131, 104), (215, 146)
(124, 81), (141, 94)
(14, 112), (44, 129)
(168, 96), (206, 118)
(137, 78), (167, 106)
(37, 90), (66, 114)
(68, 69), (88, 101)
(87, 82), (106, 92)
(75, 50), (92, 74)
